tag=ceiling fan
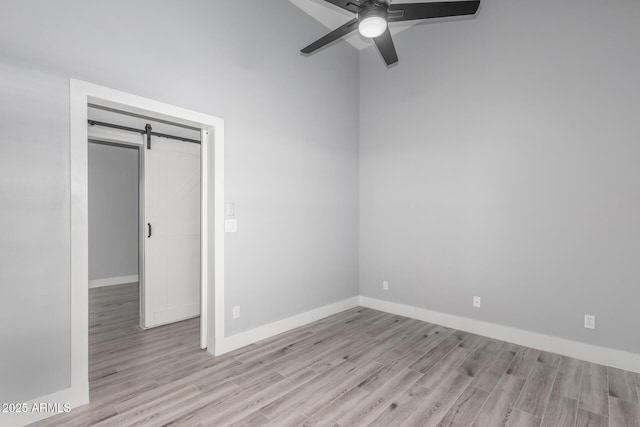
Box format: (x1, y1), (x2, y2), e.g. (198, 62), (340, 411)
(301, 0), (480, 66)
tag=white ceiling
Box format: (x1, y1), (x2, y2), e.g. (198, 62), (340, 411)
(289, 0), (427, 51)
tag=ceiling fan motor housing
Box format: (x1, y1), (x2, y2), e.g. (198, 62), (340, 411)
(358, 1), (389, 23)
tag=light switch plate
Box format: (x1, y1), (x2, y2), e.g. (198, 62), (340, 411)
(226, 202), (235, 217)
(225, 219), (237, 233)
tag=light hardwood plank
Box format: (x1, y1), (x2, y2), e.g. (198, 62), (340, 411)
(56, 406), (119, 427)
(471, 374), (526, 427)
(576, 408), (608, 427)
(228, 411), (270, 427)
(456, 339), (503, 378)
(472, 348), (517, 393)
(505, 409), (542, 427)
(414, 326), (456, 353)
(303, 385), (370, 426)
(259, 360), (364, 419)
(361, 349), (424, 392)
(307, 337), (381, 373)
(266, 408), (308, 426)
(541, 396), (577, 427)
(367, 384), (432, 427)
(609, 397), (640, 427)
(579, 362), (609, 417)
(507, 347), (541, 379)
(609, 367), (640, 404)
(410, 332), (470, 374)
(373, 328), (434, 365)
(437, 386), (489, 427)
(417, 346), (471, 391)
(294, 360), (384, 418)
(94, 384), (201, 426)
(195, 369), (316, 426)
(337, 368), (423, 426)
(401, 372), (474, 427)
(552, 356), (583, 400)
(515, 352), (560, 417)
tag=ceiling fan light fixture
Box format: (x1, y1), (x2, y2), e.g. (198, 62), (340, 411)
(301, 0), (481, 66)
(358, 16), (387, 38)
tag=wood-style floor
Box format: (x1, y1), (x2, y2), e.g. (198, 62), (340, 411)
(30, 283), (640, 427)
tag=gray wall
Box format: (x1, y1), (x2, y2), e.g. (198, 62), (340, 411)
(360, 0), (640, 354)
(0, 0), (360, 402)
(88, 143), (139, 281)
(0, 62), (71, 404)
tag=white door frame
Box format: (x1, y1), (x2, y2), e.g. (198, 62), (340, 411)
(70, 79), (225, 406)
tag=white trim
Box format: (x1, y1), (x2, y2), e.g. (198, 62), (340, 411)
(88, 275), (139, 288)
(69, 78), (90, 412)
(0, 386), (88, 427)
(359, 296), (640, 374)
(215, 297), (360, 355)
(200, 129), (209, 349)
(88, 126), (144, 147)
(66, 79), (225, 422)
(138, 138), (147, 330)
(212, 119), (225, 355)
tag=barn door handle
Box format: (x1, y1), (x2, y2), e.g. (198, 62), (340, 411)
(147, 223), (152, 238)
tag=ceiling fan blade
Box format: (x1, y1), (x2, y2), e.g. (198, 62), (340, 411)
(388, 1), (480, 22)
(301, 18), (359, 54)
(373, 27), (399, 66)
(324, 0), (362, 14)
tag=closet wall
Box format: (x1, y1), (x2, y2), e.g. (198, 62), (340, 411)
(88, 142), (139, 286)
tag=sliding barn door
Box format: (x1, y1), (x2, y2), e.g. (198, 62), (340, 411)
(143, 136), (201, 328)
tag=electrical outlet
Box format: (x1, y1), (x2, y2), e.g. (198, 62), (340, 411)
(383, 281), (389, 291)
(473, 296), (481, 308)
(225, 219), (238, 233)
(233, 306), (240, 319)
(584, 314), (596, 330)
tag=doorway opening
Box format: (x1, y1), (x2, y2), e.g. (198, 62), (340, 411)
(87, 109), (204, 400)
(88, 137), (142, 359)
(88, 106), (204, 331)
(70, 79), (225, 407)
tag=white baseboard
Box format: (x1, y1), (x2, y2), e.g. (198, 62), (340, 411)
(359, 296), (640, 374)
(89, 275), (138, 289)
(214, 296), (360, 356)
(1, 384), (89, 427)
